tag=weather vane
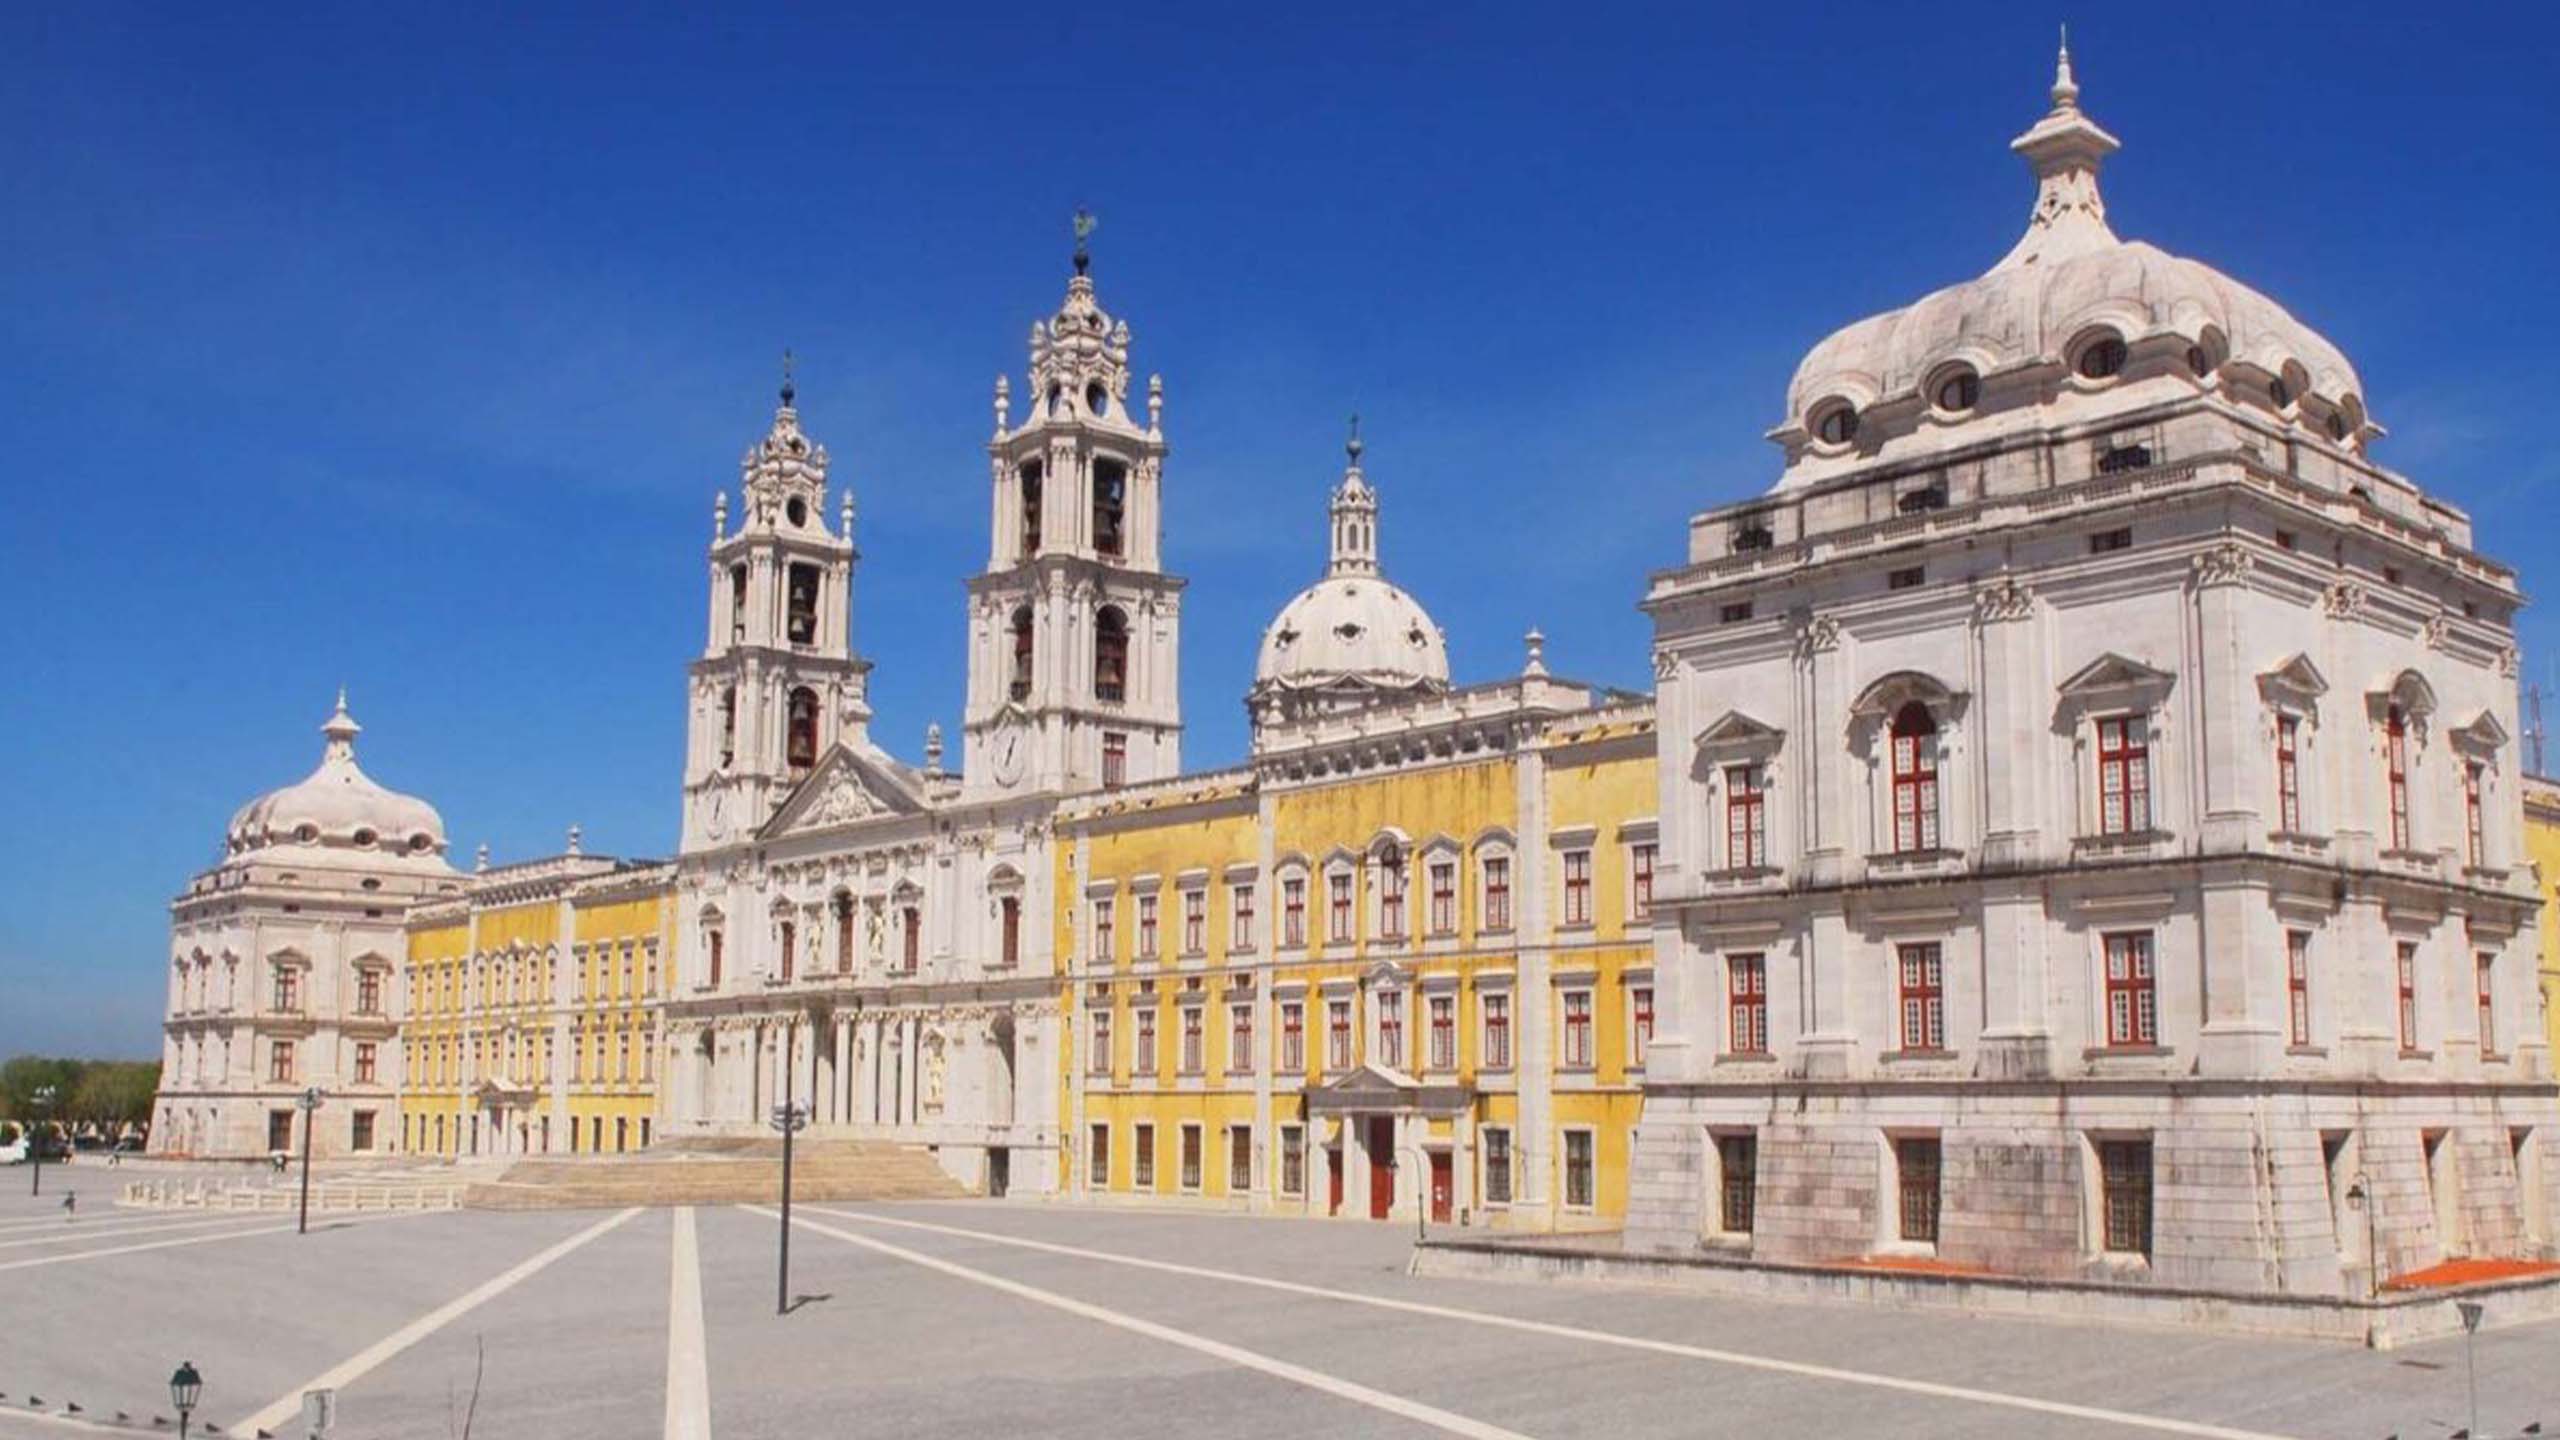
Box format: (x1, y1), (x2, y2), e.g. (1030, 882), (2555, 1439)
(780, 347), (796, 407)
(1073, 207), (1097, 274)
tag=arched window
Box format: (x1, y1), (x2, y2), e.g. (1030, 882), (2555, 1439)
(728, 564), (748, 642)
(1009, 607), (1035, 701)
(2076, 335), (2128, 380)
(1889, 701), (1940, 852)
(1095, 605), (1129, 702)
(786, 687), (820, 775)
(1093, 458), (1128, 556)
(2385, 704), (2410, 850)
(786, 563), (819, 644)
(1019, 460), (1044, 556)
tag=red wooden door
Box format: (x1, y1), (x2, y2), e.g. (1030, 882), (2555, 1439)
(1327, 1146), (1344, 1215)
(1430, 1150), (1453, 1223)
(1368, 1118), (1396, 1220)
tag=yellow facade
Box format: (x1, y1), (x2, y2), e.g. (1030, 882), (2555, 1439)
(397, 854), (673, 1158)
(2525, 775), (2560, 1074)
(1058, 681), (1657, 1231)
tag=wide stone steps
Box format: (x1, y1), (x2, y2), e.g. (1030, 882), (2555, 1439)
(464, 1139), (967, 1211)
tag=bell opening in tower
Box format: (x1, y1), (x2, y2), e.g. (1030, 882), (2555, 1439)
(786, 687), (819, 776)
(1095, 605), (1129, 702)
(1093, 458), (1127, 557)
(786, 563), (820, 645)
(1019, 460), (1043, 556)
(1009, 607), (1034, 701)
(727, 564), (748, 643)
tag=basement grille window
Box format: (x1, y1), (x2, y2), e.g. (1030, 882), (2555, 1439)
(1719, 601), (1755, 625)
(2089, 527), (2134, 555)
(1888, 566), (1926, 591)
(2096, 443), (2153, 475)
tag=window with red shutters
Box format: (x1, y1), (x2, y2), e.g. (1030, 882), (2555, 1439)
(2103, 931), (2156, 1047)
(1228, 1002), (1253, 1072)
(2097, 715), (2150, 834)
(1134, 1006), (1157, 1076)
(1631, 843), (1656, 919)
(1377, 994), (1404, 1070)
(1482, 992), (1512, 1069)
(1561, 989), (1593, 1068)
(1281, 1001), (1305, 1072)
(1898, 942), (1944, 1051)
(1482, 855), (1512, 930)
(1000, 896), (1021, 967)
(1889, 702), (1940, 852)
(1726, 764), (1767, 867)
(1102, 731), (1127, 789)
(1378, 851), (1407, 939)
(1282, 876), (1307, 948)
(2397, 941), (2419, 1052)
(2275, 715), (2302, 833)
(1728, 953), (1768, 1055)
(1181, 889), (1205, 956)
(2385, 706), (2410, 849)
(1328, 871), (1355, 944)
(1630, 984), (1654, 1067)
(2287, 930), (2312, 1047)
(1429, 861), (1457, 935)
(1327, 999), (1353, 1070)
(1428, 993), (1455, 1070)
(2477, 952), (2498, 1056)
(1092, 897), (1115, 964)
(1562, 850), (1592, 926)
(1231, 883), (1256, 949)
(2464, 762), (2485, 867)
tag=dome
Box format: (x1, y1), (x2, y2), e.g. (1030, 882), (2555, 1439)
(223, 693), (453, 868)
(1250, 425), (1451, 721)
(1777, 41), (2370, 483)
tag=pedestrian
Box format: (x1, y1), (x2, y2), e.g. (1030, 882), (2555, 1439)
(61, 1190), (76, 1222)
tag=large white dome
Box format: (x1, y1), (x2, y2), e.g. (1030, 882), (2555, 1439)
(224, 694), (452, 869)
(1249, 436), (1451, 723)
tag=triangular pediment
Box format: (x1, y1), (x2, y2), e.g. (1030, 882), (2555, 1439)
(2452, 710), (2512, 752)
(1313, 1062), (1420, 1100)
(761, 743), (927, 839)
(2057, 651), (2176, 699)
(1694, 709), (1785, 752)
(2256, 653), (2329, 703)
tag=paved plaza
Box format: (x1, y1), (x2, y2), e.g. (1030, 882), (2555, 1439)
(0, 1179), (2554, 1440)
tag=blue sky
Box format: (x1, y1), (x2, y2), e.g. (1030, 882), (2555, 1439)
(5, 4), (2557, 1059)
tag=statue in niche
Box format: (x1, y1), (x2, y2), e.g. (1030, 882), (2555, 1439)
(922, 1031), (948, 1115)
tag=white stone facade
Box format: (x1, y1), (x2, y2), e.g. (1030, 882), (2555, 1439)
(156, 696), (464, 1159)
(1626, 49), (2560, 1293)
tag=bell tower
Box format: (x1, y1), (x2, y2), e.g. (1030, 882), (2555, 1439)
(681, 361), (872, 852)
(963, 216), (1184, 795)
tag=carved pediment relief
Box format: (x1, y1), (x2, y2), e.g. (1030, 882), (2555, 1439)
(761, 745), (926, 840)
(2256, 653), (2329, 711)
(1848, 669), (1968, 726)
(2450, 709), (2511, 755)
(1694, 709), (1786, 755)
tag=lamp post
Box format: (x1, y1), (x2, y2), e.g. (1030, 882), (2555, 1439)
(28, 1084), (58, 1197)
(770, 1012), (808, 1316)
(169, 1360), (202, 1440)
(295, 1086), (323, 1235)
(2345, 1174), (2377, 1299)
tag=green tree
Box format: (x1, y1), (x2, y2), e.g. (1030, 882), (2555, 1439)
(0, 1055), (86, 1124)
(71, 1061), (161, 1131)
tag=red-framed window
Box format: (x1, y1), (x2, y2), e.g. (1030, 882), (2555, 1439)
(1326, 999), (1353, 1070)
(1282, 876), (1307, 947)
(356, 970), (382, 1015)
(1429, 860), (1457, 935)
(1228, 1124), (1252, 1193)
(1328, 872), (1355, 943)
(1280, 1000), (1305, 1072)
(1728, 953), (1768, 1055)
(2097, 715), (2151, 834)
(1092, 898), (1115, 964)
(1102, 731), (1128, 790)
(2103, 931), (2156, 1047)
(1136, 894), (1159, 958)
(1429, 993), (1456, 1069)
(1562, 850), (1593, 926)
(2477, 952), (2497, 1056)
(1179, 1006), (1204, 1074)
(2275, 715), (2302, 833)
(1482, 991), (1512, 1069)
(272, 966), (300, 1014)
(2396, 941), (2419, 1051)
(1228, 1003), (1253, 1072)
(2464, 762), (2485, 867)
(1133, 1123), (1155, 1188)
(1181, 890), (1205, 955)
(2286, 930), (2311, 1047)
(1482, 855), (1513, 930)
(269, 1040), (295, 1083)
(1377, 994), (1404, 1069)
(1630, 985), (1654, 1067)
(354, 1041), (377, 1084)
(1378, 853), (1407, 939)
(1631, 843), (1656, 919)
(1231, 883), (1256, 949)
(1726, 764), (1767, 867)
(2384, 706), (2410, 849)
(1898, 942), (1944, 1051)
(1890, 702), (1940, 851)
(1134, 1006), (1158, 1076)
(1561, 989), (1593, 1068)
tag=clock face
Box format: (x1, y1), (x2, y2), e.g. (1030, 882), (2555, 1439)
(989, 722), (1027, 786)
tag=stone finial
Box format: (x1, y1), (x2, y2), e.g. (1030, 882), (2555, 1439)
(924, 722), (945, 776)
(2053, 24), (2078, 109)
(713, 491), (728, 542)
(839, 490), (856, 546)
(994, 374), (1011, 436)
(474, 842), (490, 873)
(565, 823), (582, 856)
(1147, 374), (1163, 434)
(1523, 628), (1549, 678)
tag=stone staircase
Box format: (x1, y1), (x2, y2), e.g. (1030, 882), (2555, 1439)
(464, 1137), (969, 1211)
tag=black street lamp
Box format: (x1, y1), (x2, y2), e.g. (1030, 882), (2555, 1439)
(770, 1012), (809, 1316)
(168, 1360), (202, 1440)
(28, 1084), (58, 1197)
(294, 1087), (324, 1235)
(2344, 1174), (2377, 1299)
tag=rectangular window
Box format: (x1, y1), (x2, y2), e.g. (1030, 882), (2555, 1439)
(1726, 764), (1767, 867)
(1897, 942), (1945, 1051)
(778, 919), (795, 982)
(1483, 1127), (1514, 1205)
(2465, 762), (2486, 867)
(2385, 707), (2411, 849)
(1719, 601), (1754, 624)
(1134, 1006), (1157, 1076)
(1891, 717), (1940, 852)
(1728, 953), (1768, 1055)
(268, 1109), (294, 1153)
(269, 1040), (294, 1083)
(1482, 991), (1512, 1069)
(1180, 1125), (1202, 1192)
(1327, 999), (1353, 1070)
(1281, 1000), (1305, 1072)
(1231, 882), (1256, 949)
(1561, 849), (1593, 925)
(2275, 715), (2302, 833)
(2478, 952), (2498, 1056)
(272, 967), (300, 1014)
(357, 971), (382, 1015)
(1897, 1136), (1942, 1244)
(901, 907), (921, 972)
(2089, 527), (2133, 554)
(2397, 941), (2419, 1051)
(1718, 1133), (1757, 1234)
(708, 929), (724, 988)
(1630, 984), (1654, 1067)
(1181, 890), (1205, 955)
(2096, 715), (2151, 834)
(1563, 1130), (1595, 1209)
(2287, 930), (2312, 1047)
(354, 1042), (377, 1084)
(1089, 1123), (1110, 1188)
(1561, 988), (1593, 1068)
(1328, 872), (1355, 943)
(1482, 855), (1513, 930)
(1133, 1123), (1155, 1189)
(1429, 993), (1456, 1070)
(1377, 994), (1404, 1070)
(1137, 894), (1159, 958)
(1429, 861), (1457, 934)
(1280, 1125), (1306, 1196)
(1228, 1002), (1253, 1072)
(1000, 896), (1022, 967)
(1282, 876), (1307, 948)
(1179, 1005), (1203, 1074)
(351, 1110), (375, 1152)
(1092, 898), (1115, 965)
(2103, 932), (2156, 1047)
(1888, 565), (1926, 591)
(1630, 844), (1656, 920)
(1102, 731), (1128, 790)
(2099, 1139), (2154, 1256)
(1228, 1124), (1252, 1193)
(1379, 855), (1406, 939)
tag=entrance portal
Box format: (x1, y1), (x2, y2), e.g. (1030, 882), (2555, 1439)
(1368, 1117), (1396, 1221)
